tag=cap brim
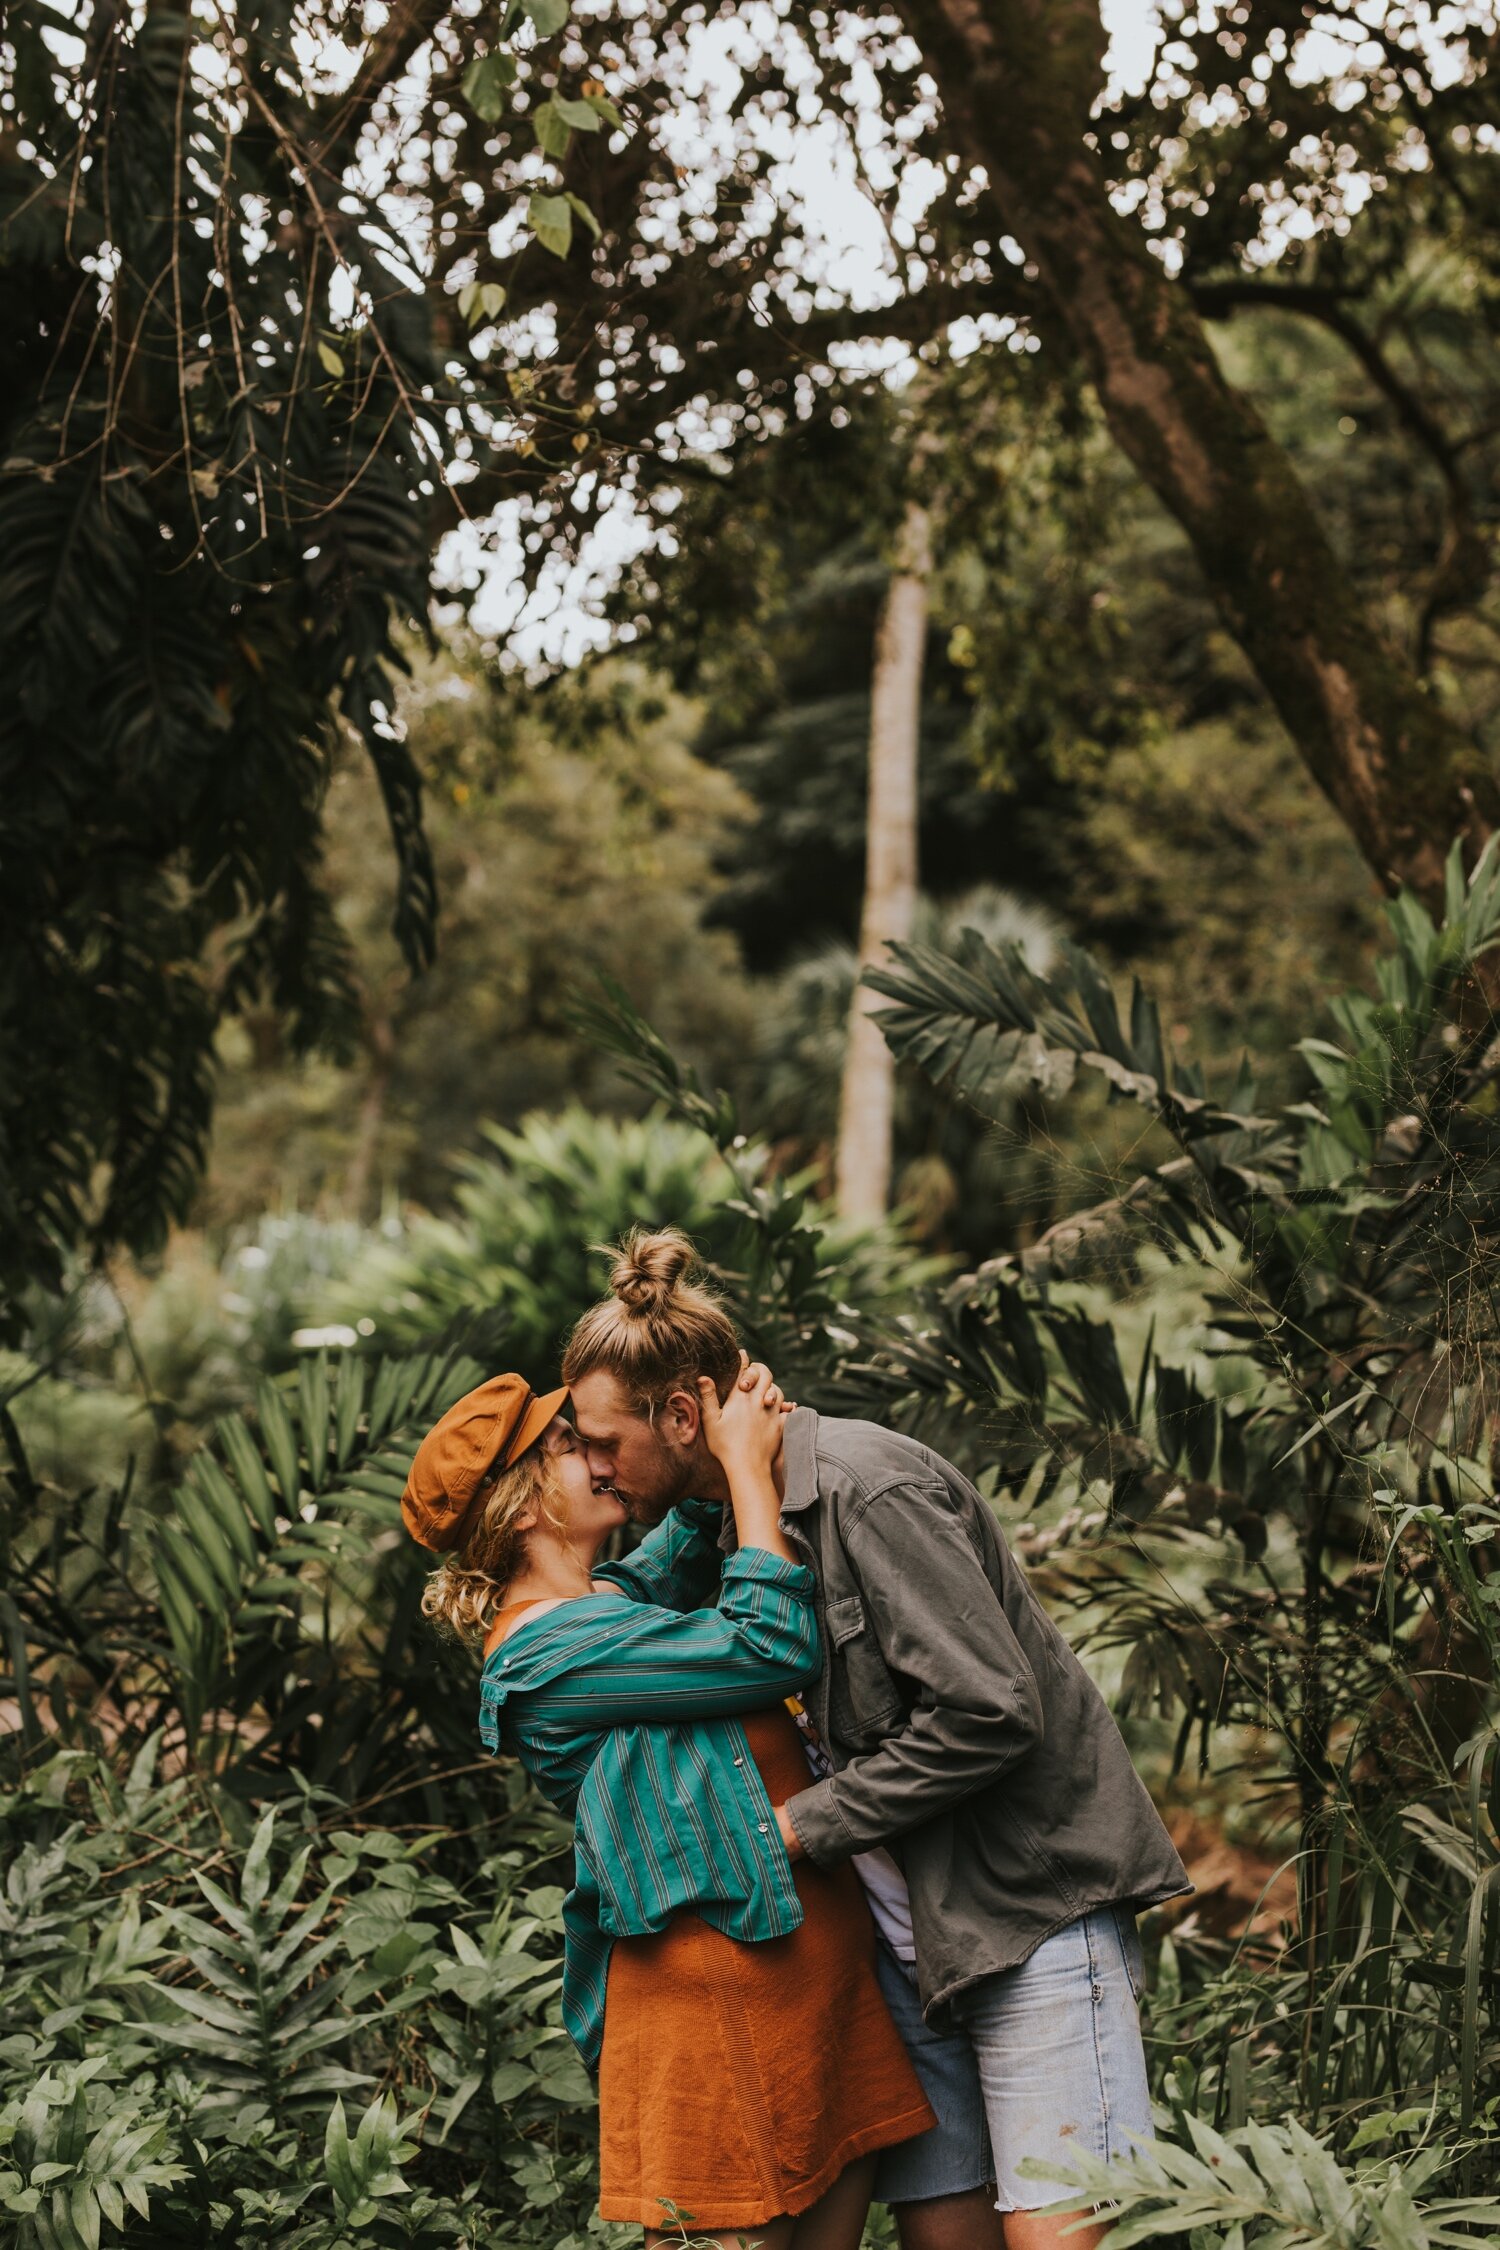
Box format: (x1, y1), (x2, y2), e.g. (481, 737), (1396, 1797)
(503, 1384), (571, 1469)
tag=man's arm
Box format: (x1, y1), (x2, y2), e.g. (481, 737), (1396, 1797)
(589, 1497), (725, 1612)
(783, 1480), (1043, 1866)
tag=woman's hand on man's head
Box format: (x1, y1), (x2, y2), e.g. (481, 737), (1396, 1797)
(736, 1350), (796, 1417)
(697, 1353), (787, 1475)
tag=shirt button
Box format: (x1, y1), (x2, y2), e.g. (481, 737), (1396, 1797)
(758, 1822), (769, 1833)
(733, 1755), (744, 1766)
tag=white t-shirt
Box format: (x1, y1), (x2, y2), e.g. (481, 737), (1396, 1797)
(785, 1695), (917, 1962)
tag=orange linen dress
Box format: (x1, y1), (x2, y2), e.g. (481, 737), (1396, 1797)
(597, 1704), (936, 2229)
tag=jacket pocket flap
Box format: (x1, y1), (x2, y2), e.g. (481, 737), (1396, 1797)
(825, 1594), (866, 1647)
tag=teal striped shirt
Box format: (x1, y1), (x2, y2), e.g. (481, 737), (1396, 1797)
(478, 1505), (819, 2070)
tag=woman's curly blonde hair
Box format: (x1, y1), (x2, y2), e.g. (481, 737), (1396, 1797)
(418, 1442), (566, 1647)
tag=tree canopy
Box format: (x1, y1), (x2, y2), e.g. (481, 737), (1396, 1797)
(6, 0), (1500, 1315)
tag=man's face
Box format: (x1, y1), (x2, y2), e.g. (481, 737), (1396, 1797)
(570, 1369), (698, 1526)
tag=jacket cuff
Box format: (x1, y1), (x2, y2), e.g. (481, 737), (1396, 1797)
(721, 1547), (816, 1596)
(783, 1777), (856, 1868)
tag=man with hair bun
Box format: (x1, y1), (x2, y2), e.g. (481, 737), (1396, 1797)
(567, 1229), (1191, 2250)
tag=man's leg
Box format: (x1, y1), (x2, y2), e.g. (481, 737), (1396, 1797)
(998, 2212), (1109, 2250)
(952, 1907), (1151, 2250)
(868, 1944), (999, 2250)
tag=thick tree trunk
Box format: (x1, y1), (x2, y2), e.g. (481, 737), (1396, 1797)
(893, 0), (1500, 906)
(836, 501), (930, 1224)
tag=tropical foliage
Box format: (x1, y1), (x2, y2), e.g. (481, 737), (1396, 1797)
(11, 6), (1500, 2241)
(0, 1753), (606, 2250)
(0, 1322), (612, 2247)
(0, 0), (627, 1312)
(5, 844), (1500, 2241)
(199, 659), (757, 1227)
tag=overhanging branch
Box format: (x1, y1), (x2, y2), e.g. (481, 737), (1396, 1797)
(1192, 275), (1488, 667)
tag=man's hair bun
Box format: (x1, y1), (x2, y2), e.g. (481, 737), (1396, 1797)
(609, 1226), (695, 1315)
(563, 1225), (741, 1409)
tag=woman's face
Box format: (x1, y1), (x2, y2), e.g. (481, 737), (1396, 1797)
(540, 1416), (628, 1548)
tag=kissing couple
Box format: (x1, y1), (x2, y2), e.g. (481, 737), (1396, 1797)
(402, 1228), (1190, 2250)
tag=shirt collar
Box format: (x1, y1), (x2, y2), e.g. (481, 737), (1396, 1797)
(714, 1405), (821, 1552)
(781, 1405), (821, 1511)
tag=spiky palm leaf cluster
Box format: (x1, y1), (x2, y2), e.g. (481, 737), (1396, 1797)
(856, 840), (1500, 1564)
(0, 1749), (598, 2246)
(5, 1332), (500, 1799)
(2, 1322), (603, 2240)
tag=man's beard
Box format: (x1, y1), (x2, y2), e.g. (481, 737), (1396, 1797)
(619, 1439), (696, 1527)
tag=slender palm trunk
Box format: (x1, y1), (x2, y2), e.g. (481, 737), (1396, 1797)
(836, 501), (931, 1224)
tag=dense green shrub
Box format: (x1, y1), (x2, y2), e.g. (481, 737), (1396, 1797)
(314, 1103), (927, 1384)
(316, 1108), (732, 1368)
(1, 1334), (617, 2246)
(0, 1750), (610, 2250)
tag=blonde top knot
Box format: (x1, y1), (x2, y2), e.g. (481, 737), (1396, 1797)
(562, 1225), (742, 1412)
(610, 1226), (695, 1315)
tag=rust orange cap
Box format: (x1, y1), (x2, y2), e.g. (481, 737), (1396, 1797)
(401, 1373), (569, 1553)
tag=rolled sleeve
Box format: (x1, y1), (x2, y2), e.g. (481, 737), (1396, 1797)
(720, 1547), (816, 1599)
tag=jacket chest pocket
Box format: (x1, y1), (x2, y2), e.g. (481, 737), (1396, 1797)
(825, 1594), (905, 1747)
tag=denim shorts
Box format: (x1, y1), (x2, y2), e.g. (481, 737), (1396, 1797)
(872, 1905), (1152, 2211)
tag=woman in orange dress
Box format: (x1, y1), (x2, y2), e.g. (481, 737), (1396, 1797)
(596, 1697), (931, 2238)
(404, 1345), (933, 2249)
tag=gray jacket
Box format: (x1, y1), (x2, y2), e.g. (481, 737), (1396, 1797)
(738, 1410), (1191, 2025)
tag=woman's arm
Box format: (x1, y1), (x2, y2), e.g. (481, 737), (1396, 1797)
(696, 1357), (797, 1564)
(516, 1551), (819, 1730)
(589, 1496), (725, 1612)
(586, 1360), (795, 1606)
(507, 1366), (809, 1734)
